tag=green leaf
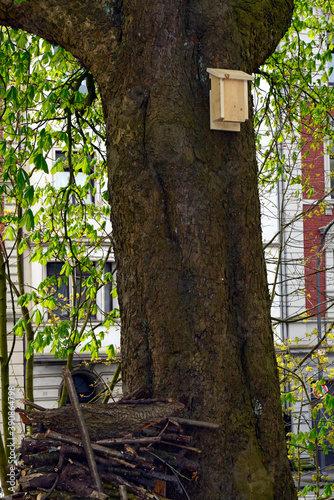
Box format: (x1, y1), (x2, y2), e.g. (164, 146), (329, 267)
(309, 428), (317, 441)
(47, 297), (57, 311)
(51, 156), (65, 174)
(0, 140), (6, 156)
(17, 168), (29, 191)
(33, 153), (49, 173)
(319, 426), (327, 438)
(60, 261), (71, 278)
(24, 185), (35, 205)
(18, 239), (28, 255)
(78, 156), (90, 174)
(324, 484), (332, 496)
(106, 344), (116, 359)
(35, 309), (42, 327)
(26, 209), (35, 231)
(19, 209), (35, 232)
(14, 318), (27, 337)
(324, 394), (334, 411)
(16, 32), (28, 48)
(302, 485), (313, 496)
(42, 39), (51, 52)
(30, 247), (42, 263)
(7, 86), (17, 103)
(3, 226), (16, 242)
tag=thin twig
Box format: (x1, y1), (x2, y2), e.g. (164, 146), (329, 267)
(97, 436), (161, 446)
(45, 430), (137, 468)
(146, 450), (191, 500)
(102, 362), (121, 404)
(20, 398), (46, 411)
(280, 322), (334, 385)
(117, 398), (176, 405)
(171, 417), (220, 430)
(160, 441), (201, 453)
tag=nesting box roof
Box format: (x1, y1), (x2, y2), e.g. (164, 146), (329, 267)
(207, 68), (253, 81)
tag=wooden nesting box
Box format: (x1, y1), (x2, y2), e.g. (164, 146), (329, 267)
(207, 68), (254, 131)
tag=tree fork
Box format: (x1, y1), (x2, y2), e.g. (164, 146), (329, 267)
(0, 0), (296, 498)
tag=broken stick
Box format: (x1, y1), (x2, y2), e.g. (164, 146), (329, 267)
(62, 366), (107, 499)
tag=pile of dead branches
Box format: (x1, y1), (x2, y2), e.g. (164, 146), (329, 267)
(5, 369), (219, 500)
(9, 415), (200, 499)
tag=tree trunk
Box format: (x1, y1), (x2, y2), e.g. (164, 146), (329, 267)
(0, 247), (10, 495)
(0, 0), (296, 498)
(107, 89), (295, 499)
(17, 205), (34, 405)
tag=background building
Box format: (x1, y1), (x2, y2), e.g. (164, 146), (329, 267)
(3, 144), (121, 416)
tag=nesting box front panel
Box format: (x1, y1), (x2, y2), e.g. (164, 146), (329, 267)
(223, 79), (247, 123)
(207, 68), (253, 132)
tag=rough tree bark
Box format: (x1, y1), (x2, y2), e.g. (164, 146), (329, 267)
(0, 1), (296, 498)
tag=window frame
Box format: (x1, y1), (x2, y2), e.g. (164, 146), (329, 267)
(103, 261), (117, 315)
(323, 134), (334, 199)
(46, 261), (70, 319)
(327, 30), (334, 86)
(46, 260), (116, 322)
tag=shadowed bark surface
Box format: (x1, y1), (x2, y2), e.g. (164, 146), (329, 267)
(0, 0), (297, 498)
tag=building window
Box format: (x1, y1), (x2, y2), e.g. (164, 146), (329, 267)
(46, 262), (69, 319)
(325, 121), (334, 199)
(75, 264), (96, 319)
(104, 261), (117, 313)
(54, 150), (94, 204)
(327, 31), (334, 86)
(330, 145), (334, 198)
(46, 261), (116, 320)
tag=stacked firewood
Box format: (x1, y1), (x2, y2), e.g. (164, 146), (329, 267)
(6, 370), (219, 499)
(9, 413), (200, 499)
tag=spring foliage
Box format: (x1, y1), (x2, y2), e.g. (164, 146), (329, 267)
(256, 0), (334, 497)
(0, 28), (119, 362)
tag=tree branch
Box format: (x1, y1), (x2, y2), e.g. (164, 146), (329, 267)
(0, 0), (121, 87)
(62, 367), (105, 497)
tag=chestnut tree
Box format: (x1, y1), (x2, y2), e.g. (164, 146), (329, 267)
(0, 0), (296, 498)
